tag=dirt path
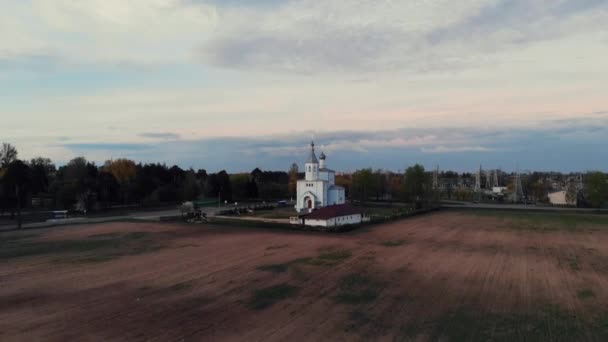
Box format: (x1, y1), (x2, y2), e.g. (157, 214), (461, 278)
(2, 212), (608, 341)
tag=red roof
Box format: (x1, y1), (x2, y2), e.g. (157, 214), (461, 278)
(301, 204), (362, 220)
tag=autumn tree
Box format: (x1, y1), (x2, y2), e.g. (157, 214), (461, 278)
(104, 159), (137, 203)
(288, 163), (299, 198)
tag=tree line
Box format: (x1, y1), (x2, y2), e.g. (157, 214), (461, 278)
(1, 142), (607, 228)
(0, 144), (294, 224)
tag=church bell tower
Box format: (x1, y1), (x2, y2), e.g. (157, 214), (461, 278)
(305, 141), (319, 181)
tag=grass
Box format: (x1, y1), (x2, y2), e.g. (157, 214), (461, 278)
(292, 249), (352, 267)
(406, 305), (584, 342)
(567, 255), (581, 271)
(334, 273), (383, 305)
(257, 264), (289, 274)
(169, 281), (194, 292)
(578, 289), (596, 300)
(0, 231), (163, 262)
(257, 249), (352, 278)
(245, 207), (296, 219)
(467, 210), (608, 232)
(248, 283), (299, 310)
(266, 244), (289, 250)
(380, 240), (406, 247)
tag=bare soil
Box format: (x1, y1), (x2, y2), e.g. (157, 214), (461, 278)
(2, 210), (608, 341)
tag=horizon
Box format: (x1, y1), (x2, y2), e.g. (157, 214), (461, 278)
(2, 1), (607, 172)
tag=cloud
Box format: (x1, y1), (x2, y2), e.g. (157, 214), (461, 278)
(63, 143), (151, 152)
(421, 146), (493, 154)
(138, 132), (181, 140)
(199, 0), (608, 74)
(0, 0), (218, 69)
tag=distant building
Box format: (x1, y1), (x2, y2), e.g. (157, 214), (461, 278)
(295, 141), (345, 212)
(294, 203), (362, 227)
(548, 190), (576, 206)
(492, 186), (508, 194)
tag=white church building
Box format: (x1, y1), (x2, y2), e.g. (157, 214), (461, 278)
(295, 142), (346, 212)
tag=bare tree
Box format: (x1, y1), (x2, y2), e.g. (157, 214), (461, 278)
(0, 143), (18, 168)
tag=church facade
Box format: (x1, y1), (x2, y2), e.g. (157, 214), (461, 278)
(295, 142), (346, 212)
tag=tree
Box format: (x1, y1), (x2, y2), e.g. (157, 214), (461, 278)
(3, 160), (31, 228)
(373, 169), (389, 200)
(97, 172), (119, 208)
(180, 169), (201, 202)
(585, 172), (608, 208)
(52, 157), (98, 210)
(29, 157), (56, 195)
(230, 173), (251, 200)
(0, 143), (18, 168)
(351, 168), (374, 203)
(104, 159), (137, 204)
(288, 163), (299, 198)
(402, 164), (429, 206)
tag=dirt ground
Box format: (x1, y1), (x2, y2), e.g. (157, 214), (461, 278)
(2, 210), (608, 341)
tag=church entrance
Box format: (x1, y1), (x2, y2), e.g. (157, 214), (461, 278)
(304, 196), (314, 210)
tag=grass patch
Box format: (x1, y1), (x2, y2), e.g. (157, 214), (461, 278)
(1, 231), (163, 262)
(416, 305), (584, 342)
(248, 283), (299, 310)
(467, 210), (608, 232)
(334, 273), (383, 305)
(257, 263), (289, 274)
(567, 255), (581, 271)
(380, 240), (406, 247)
(266, 244), (289, 250)
(293, 249), (352, 267)
(578, 289), (595, 300)
(169, 281), (194, 292)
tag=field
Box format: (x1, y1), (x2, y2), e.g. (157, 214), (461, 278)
(2, 210), (608, 341)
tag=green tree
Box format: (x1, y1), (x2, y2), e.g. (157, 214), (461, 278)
(230, 173), (251, 200)
(585, 172), (608, 208)
(351, 168), (374, 203)
(402, 164), (430, 206)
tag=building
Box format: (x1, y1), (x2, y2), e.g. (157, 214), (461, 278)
(295, 203), (362, 227)
(295, 141), (345, 212)
(548, 190), (576, 206)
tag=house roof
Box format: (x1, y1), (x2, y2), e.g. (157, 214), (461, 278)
(301, 204), (362, 220)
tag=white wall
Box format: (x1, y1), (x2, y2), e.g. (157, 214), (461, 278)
(304, 214), (361, 227)
(549, 190), (574, 205)
(334, 214), (362, 226)
(328, 187), (345, 206)
(296, 180), (327, 211)
(305, 218), (333, 227)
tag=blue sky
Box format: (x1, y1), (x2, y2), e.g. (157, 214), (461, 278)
(1, 0), (607, 172)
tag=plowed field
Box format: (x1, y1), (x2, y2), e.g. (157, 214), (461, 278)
(2, 210), (608, 341)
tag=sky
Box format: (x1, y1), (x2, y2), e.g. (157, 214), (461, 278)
(1, 0), (607, 173)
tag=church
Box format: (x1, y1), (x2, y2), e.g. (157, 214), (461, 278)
(295, 142), (346, 212)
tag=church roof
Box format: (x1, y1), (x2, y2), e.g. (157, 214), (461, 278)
(307, 141), (318, 164)
(319, 152), (326, 160)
